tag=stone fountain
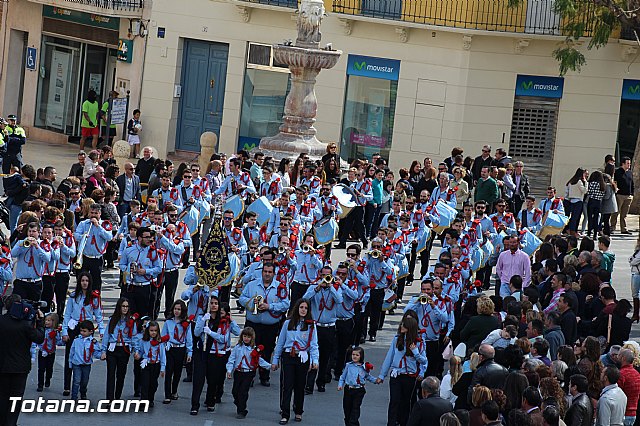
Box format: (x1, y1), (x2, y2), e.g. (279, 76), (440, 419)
(258, 0), (342, 159)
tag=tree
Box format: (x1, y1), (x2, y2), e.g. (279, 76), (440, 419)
(509, 0), (640, 212)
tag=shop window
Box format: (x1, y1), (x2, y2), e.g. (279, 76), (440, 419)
(340, 75), (398, 163)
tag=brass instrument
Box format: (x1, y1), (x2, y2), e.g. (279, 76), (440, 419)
(193, 283), (203, 292)
(253, 295), (264, 315)
(129, 262), (138, 283)
(21, 238), (32, 248)
(278, 246), (286, 255)
(418, 294), (432, 305)
(322, 274), (334, 285)
(369, 250), (382, 259)
(302, 244), (313, 253)
(74, 223), (93, 270)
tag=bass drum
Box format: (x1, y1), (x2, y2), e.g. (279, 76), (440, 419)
(314, 216), (338, 246)
(223, 195), (245, 221)
(246, 196), (273, 226)
(332, 184), (358, 219)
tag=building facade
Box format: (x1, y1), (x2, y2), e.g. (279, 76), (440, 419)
(2, 0), (640, 192)
(0, 0), (147, 144)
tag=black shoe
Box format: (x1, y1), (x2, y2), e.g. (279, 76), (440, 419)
(623, 230), (632, 234)
(63, 390), (70, 396)
(236, 412), (247, 419)
(334, 243), (346, 249)
(206, 405), (215, 412)
(37, 386), (43, 392)
(279, 419), (289, 425)
(317, 385), (325, 392)
(45, 379), (51, 388)
(171, 394), (179, 400)
(183, 376), (192, 383)
(304, 387), (313, 395)
(150, 401), (155, 408)
(359, 337), (366, 344)
(260, 380), (270, 387)
(190, 409), (198, 416)
(369, 336), (376, 342)
(163, 399), (171, 404)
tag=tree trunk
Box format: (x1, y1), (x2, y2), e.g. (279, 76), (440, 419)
(629, 129), (640, 214)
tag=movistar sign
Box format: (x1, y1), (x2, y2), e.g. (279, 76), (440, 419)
(347, 55), (400, 81)
(622, 79), (640, 100)
(515, 75), (564, 99)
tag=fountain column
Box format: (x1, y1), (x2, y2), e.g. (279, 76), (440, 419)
(258, 0), (342, 160)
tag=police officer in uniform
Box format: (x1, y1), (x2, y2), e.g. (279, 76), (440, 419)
(3, 115), (26, 174)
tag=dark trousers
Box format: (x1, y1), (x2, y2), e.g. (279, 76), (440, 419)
(419, 234), (435, 278)
(162, 270), (179, 318)
(191, 231), (201, 260)
(343, 386), (366, 426)
(365, 288), (384, 338)
(587, 198), (602, 238)
(280, 354), (309, 420)
(387, 375), (419, 426)
(335, 318), (355, 378)
(106, 347), (130, 400)
(396, 276), (407, 302)
(140, 362), (161, 403)
(205, 353), (228, 406)
(41, 275), (55, 313)
(370, 206), (383, 238)
(218, 285), (231, 305)
(245, 320), (279, 382)
(232, 370), (255, 415)
(408, 244), (417, 281)
(424, 340), (441, 378)
(104, 240), (118, 267)
(133, 358), (142, 395)
(290, 282), (310, 308)
(37, 351), (55, 387)
(151, 273), (164, 321)
(568, 200), (583, 232)
(0, 373), (28, 426)
(340, 206), (367, 245)
(12, 279), (42, 301)
(476, 265), (493, 290)
(353, 307), (364, 345)
(601, 213), (612, 236)
(306, 325), (336, 390)
(164, 346), (186, 398)
(63, 327), (80, 390)
(364, 204), (375, 239)
(125, 284), (152, 317)
(81, 256), (103, 291)
(191, 349), (207, 410)
(54, 272), (70, 320)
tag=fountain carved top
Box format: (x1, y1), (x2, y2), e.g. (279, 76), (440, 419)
(296, 0), (325, 48)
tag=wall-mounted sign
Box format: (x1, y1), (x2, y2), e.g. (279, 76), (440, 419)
(26, 47), (37, 71)
(110, 98), (128, 124)
(347, 54), (400, 81)
(622, 79), (640, 100)
(43, 6), (120, 31)
(157, 27), (165, 38)
(515, 74), (564, 99)
(117, 39), (133, 63)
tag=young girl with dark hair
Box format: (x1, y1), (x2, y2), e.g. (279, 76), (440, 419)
(161, 299), (193, 404)
(137, 321), (166, 406)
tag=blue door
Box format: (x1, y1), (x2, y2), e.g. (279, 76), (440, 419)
(176, 40), (229, 152)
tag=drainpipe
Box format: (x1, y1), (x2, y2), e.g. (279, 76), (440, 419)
(0, 0), (10, 80)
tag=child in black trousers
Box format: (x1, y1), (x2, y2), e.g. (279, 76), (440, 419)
(37, 313), (62, 391)
(338, 347), (377, 426)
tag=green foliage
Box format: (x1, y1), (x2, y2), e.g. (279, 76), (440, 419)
(553, 46), (586, 75)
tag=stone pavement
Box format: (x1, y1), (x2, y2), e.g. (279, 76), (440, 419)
(10, 140), (640, 425)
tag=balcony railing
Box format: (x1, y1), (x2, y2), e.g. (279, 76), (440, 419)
(30, 0), (143, 17)
(238, 0), (298, 7)
(331, 0), (596, 36)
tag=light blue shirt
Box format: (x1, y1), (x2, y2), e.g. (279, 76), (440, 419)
(74, 219), (112, 257)
(429, 186), (457, 209)
(378, 335), (428, 379)
(137, 339), (167, 372)
(62, 292), (105, 336)
(12, 239), (51, 279)
(69, 335), (102, 367)
(156, 234), (185, 270)
(303, 284), (344, 324)
(272, 319), (319, 365)
(239, 279), (290, 325)
(293, 251), (323, 283)
(194, 315), (241, 354)
(118, 244), (162, 285)
(339, 361), (377, 388)
(334, 281), (360, 319)
(226, 343), (272, 373)
(404, 298), (448, 341)
(161, 319), (194, 356)
(365, 256), (393, 289)
(55, 237), (76, 273)
(102, 318), (140, 353)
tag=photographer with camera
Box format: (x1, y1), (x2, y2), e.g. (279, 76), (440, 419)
(0, 294), (45, 426)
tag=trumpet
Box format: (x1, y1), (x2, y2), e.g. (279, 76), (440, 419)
(369, 249), (382, 259)
(418, 294), (433, 305)
(302, 244), (313, 253)
(322, 274), (335, 285)
(21, 238), (32, 248)
(278, 246), (287, 255)
(253, 295), (264, 315)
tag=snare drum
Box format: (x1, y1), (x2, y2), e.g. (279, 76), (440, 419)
(223, 195), (245, 221)
(247, 196), (273, 226)
(314, 217), (338, 246)
(332, 184), (358, 219)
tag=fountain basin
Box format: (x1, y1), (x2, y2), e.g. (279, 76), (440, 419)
(273, 45), (342, 70)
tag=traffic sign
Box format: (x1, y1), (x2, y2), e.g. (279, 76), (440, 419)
(26, 47), (37, 71)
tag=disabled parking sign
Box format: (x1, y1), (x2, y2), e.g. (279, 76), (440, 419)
(26, 47), (37, 71)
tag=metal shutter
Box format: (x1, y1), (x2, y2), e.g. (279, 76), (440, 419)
(508, 97), (559, 197)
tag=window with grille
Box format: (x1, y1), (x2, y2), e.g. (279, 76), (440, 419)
(247, 43), (289, 72)
(509, 98), (558, 158)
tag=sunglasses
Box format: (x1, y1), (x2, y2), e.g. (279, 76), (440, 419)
(184, 175), (192, 179)
(346, 253), (357, 258)
(223, 217), (233, 221)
